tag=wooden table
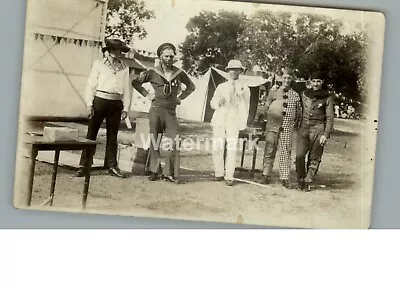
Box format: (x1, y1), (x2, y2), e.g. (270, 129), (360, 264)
(24, 136), (98, 208)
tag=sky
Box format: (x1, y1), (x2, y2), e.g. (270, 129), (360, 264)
(131, 0), (368, 53)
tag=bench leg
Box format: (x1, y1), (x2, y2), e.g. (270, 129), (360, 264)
(26, 146), (38, 207)
(252, 141), (259, 173)
(240, 140), (246, 168)
(49, 150), (60, 206)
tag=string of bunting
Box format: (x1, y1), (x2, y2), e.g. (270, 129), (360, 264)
(33, 32), (102, 48)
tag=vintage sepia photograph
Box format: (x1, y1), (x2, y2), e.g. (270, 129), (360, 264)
(13, 0), (385, 228)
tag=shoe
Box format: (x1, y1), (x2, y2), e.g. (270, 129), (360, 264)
(149, 172), (158, 181)
(260, 175), (271, 184)
(163, 175), (181, 183)
(213, 176), (224, 182)
(108, 167), (125, 178)
(304, 182), (312, 192)
(296, 179), (305, 190)
(76, 167), (86, 177)
(282, 179), (291, 189)
(225, 180), (234, 186)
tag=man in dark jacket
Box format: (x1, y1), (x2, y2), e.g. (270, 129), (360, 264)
(296, 71), (334, 191)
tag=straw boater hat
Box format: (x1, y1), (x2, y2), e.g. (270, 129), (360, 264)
(102, 38), (130, 54)
(157, 42), (176, 57)
(225, 60), (244, 71)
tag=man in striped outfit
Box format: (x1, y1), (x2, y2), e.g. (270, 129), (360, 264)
(258, 68), (301, 188)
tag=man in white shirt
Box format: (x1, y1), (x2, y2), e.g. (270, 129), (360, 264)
(77, 39), (132, 178)
(210, 60), (251, 186)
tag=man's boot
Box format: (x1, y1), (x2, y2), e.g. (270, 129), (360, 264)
(260, 175), (271, 185)
(304, 168), (317, 192)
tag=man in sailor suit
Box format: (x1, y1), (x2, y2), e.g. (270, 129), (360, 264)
(131, 43), (196, 183)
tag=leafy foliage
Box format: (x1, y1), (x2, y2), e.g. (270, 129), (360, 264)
(179, 11), (248, 75)
(180, 10), (368, 100)
(105, 0), (154, 44)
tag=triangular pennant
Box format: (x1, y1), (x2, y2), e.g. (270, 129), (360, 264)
(56, 37), (61, 44)
(78, 39), (83, 46)
(51, 36), (56, 42)
(74, 39), (79, 45)
(33, 33), (38, 40)
(39, 34), (44, 40)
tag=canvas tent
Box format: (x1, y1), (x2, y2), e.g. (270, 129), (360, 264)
(20, 0), (108, 119)
(130, 67), (271, 126)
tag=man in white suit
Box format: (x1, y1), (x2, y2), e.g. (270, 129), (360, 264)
(210, 60), (251, 186)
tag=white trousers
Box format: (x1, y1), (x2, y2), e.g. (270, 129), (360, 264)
(212, 123), (240, 180)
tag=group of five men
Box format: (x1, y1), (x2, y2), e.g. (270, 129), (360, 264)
(78, 38), (334, 191)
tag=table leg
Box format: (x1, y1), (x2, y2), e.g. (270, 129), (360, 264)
(240, 140), (246, 168)
(49, 150), (60, 206)
(82, 146), (95, 208)
(26, 145), (38, 207)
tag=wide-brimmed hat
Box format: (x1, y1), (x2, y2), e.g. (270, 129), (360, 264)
(225, 60), (244, 71)
(102, 39), (130, 54)
(157, 42), (176, 57)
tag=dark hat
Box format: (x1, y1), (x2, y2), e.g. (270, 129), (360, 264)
(102, 39), (130, 54)
(157, 42), (176, 57)
(310, 70), (325, 80)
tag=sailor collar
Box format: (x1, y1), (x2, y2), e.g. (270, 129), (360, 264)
(151, 65), (183, 82)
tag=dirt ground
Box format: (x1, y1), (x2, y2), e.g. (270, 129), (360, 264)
(14, 117), (370, 229)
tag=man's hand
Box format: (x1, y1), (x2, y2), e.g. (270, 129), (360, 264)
(121, 111), (128, 120)
(271, 84), (279, 92)
(88, 106), (94, 119)
(147, 92), (155, 101)
(219, 97), (226, 106)
(320, 135), (328, 146)
(176, 97), (182, 105)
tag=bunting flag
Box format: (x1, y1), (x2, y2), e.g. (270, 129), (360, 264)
(32, 32), (102, 48)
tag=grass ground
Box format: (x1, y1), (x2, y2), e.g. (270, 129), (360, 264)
(14, 117), (369, 229)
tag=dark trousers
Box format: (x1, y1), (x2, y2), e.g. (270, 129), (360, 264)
(79, 96), (123, 168)
(147, 106), (180, 177)
(295, 123), (325, 182)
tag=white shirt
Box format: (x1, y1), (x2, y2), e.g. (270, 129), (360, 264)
(85, 57), (131, 112)
(210, 79), (251, 130)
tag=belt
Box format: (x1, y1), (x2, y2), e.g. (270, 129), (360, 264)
(96, 90), (122, 96)
(95, 90), (123, 101)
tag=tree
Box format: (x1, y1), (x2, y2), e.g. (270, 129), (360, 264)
(105, 0), (155, 44)
(238, 12), (367, 100)
(180, 11), (248, 76)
